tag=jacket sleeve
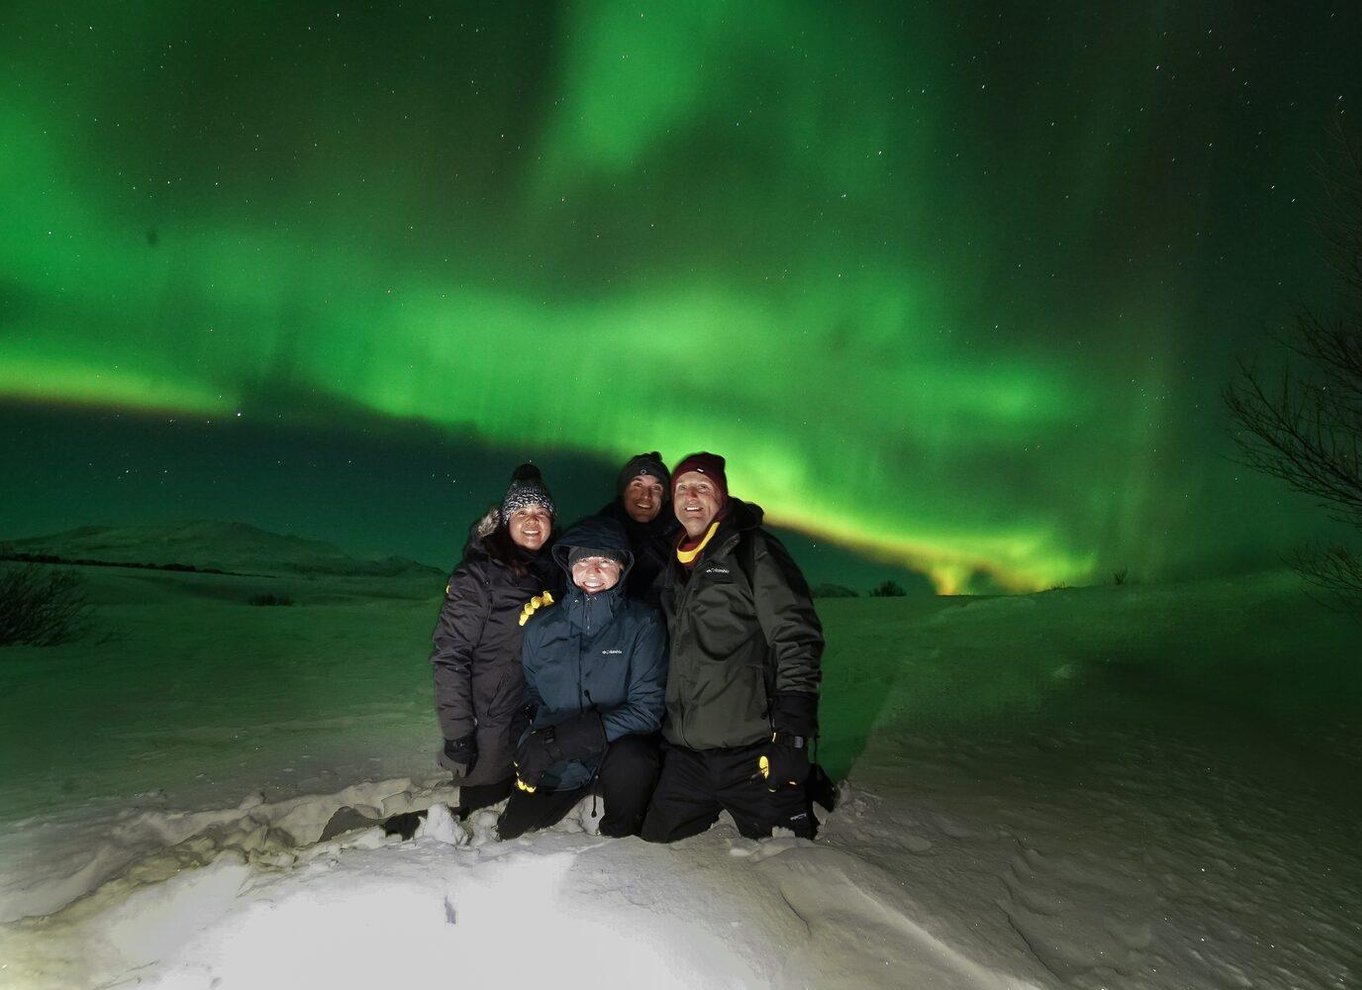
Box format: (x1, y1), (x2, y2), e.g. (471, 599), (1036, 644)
(519, 622), (546, 716)
(430, 563), (489, 742)
(751, 531), (824, 704)
(598, 611), (668, 742)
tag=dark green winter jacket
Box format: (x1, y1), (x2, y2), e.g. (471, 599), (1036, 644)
(658, 498), (823, 750)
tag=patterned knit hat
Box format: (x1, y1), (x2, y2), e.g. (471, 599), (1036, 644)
(501, 463), (556, 523)
(671, 451), (727, 502)
(617, 451), (670, 495)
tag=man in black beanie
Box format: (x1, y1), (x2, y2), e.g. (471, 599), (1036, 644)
(595, 451), (679, 606)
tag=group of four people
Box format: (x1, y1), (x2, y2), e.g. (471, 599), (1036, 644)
(429, 450), (826, 843)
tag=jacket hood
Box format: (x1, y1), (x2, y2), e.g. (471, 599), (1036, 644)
(697, 496), (764, 551)
(552, 515), (635, 579)
(721, 497), (764, 532)
(461, 505), (500, 557)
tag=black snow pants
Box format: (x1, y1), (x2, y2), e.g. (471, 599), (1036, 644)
(640, 741), (816, 843)
(497, 733), (661, 840)
(456, 777), (514, 818)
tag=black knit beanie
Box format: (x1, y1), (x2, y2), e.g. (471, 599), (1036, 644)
(567, 545), (626, 567)
(617, 451), (670, 495)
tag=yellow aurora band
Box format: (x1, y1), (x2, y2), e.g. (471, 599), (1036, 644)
(3, 2), (1350, 592)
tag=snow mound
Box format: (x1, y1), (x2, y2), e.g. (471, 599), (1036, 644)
(0, 776), (457, 923)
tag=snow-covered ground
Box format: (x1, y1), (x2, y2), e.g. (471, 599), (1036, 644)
(1, 557), (1359, 989)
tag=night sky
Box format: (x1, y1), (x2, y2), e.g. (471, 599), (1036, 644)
(3, 2), (1359, 592)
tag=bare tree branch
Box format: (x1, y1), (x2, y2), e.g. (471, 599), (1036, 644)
(1224, 124), (1362, 612)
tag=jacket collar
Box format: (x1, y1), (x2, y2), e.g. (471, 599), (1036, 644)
(562, 582), (624, 633)
(674, 497), (764, 561)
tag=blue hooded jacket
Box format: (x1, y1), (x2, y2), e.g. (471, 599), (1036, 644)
(519, 516), (668, 791)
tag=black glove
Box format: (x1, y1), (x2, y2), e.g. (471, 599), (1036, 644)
(551, 711), (607, 761)
(438, 734), (477, 778)
(515, 713), (607, 790)
(771, 692), (819, 737)
(515, 730), (554, 789)
(758, 733), (811, 792)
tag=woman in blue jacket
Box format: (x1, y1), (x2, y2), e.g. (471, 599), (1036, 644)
(499, 516), (667, 839)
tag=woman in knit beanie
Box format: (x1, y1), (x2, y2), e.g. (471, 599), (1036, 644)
(429, 463), (564, 817)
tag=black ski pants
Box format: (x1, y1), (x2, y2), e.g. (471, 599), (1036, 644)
(640, 741), (817, 843)
(456, 777), (514, 818)
(497, 733), (660, 840)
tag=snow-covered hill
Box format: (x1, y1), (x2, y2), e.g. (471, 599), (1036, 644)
(1, 520), (442, 578)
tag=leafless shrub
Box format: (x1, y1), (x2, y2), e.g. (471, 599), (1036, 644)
(0, 564), (92, 647)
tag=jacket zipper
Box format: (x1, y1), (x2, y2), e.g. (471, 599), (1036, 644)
(578, 594), (588, 713)
(675, 554), (703, 748)
(675, 532), (740, 749)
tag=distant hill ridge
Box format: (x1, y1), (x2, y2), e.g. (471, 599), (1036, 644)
(1, 520), (441, 578)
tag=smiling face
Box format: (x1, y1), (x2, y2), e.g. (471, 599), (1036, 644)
(622, 474), (665, 524)
(570, 555), (623, 594)
(673, 471), (724, 538)
(507, 505), (551, 551)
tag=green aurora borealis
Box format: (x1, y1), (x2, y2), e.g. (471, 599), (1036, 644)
(3, 2), (1359, 591)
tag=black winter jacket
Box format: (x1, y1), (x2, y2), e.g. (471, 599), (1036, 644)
(658, 498), (823, 750)
(430, 514), (561, 787)
(594, 499), (679, 607)
(521, 515), (668, 791)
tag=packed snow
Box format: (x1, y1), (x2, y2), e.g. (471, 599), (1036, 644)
(1, 550), (1359, 989)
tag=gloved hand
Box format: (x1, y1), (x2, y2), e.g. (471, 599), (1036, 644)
(515, 729), (555, 790)
(515, 713), (607, 790)
(550, 711), (607, 761)
(771, 692), (819, 737)
(437, 734), (477, 778)
(757, 733), (811, 792)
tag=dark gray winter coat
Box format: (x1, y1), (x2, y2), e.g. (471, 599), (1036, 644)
(430, 511), (561, 787)
(658, 498), (823, 750)
(520, 516), (668, 791)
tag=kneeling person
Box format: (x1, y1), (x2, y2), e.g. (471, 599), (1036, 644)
(642, 452), (824, 843)
(499, 517), (668, 840)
